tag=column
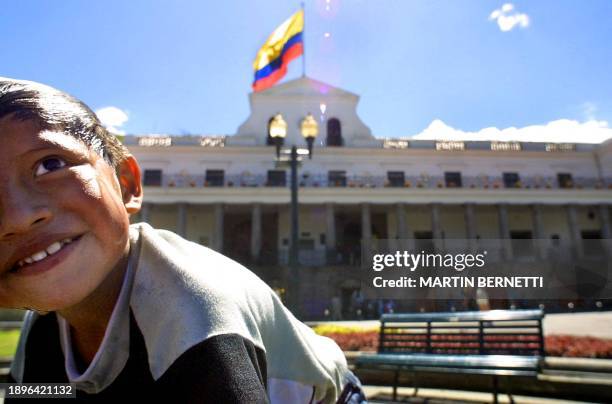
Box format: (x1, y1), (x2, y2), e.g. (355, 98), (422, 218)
(251, 203), (262, 261)
(396, 203), (408, 239)
(600, 204), (612, 257)
(566, 204), (583, 258)
(214, 203), (224, 253)
(464, 203), (476, 252)
(177, 203), (187, 238)
(396, 203), (413, 251)
(431, 204), (442, 250)
(600, 204), (611, 239)
(361, 203), (372, 261)
(531, 204), (546, 259)
(325, 203), (336, 252)
(498, 204), (512, 259)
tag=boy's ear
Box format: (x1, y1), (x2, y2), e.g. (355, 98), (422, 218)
(116, 155), (143, 214)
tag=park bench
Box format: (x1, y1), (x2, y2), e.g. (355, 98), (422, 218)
(355, 309), (545, 403)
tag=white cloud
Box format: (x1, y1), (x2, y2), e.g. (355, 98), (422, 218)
(410, 118), (612, 144)
(95, 106), (128, 134)
(489, 3), (530, 32)
(581, 102), (598, 121)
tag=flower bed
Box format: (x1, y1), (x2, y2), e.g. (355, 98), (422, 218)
(313, 325), (612, 358)
(546, 335), (612, 358)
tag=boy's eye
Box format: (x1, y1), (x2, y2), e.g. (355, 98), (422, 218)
(35, 157), (67, 177)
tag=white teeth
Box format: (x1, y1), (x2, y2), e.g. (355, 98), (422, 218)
(46, 242), (62, 255)
(31, 251), (48, 262)
(14, 237), (76, 269)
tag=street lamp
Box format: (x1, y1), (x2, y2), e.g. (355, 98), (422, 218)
(301, 113), (319, 159)
(269, 113), (319, 316)
(269, 113), (287, 159)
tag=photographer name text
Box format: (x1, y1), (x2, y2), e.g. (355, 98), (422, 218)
(372, 276), (543, 288)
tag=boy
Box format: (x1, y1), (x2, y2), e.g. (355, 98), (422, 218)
(0, 77), (366, 403)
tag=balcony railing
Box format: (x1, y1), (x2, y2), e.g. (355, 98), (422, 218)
(277, 248), (363, 267)
(145, 174), (612, 190)
(248, 240), (609, 268)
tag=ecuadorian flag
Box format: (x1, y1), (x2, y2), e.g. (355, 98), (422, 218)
(252, 9), (304, 92)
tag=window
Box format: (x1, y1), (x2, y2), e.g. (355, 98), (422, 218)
(510, 231), (532, 239)
(511, 231), (533, 257)
(267, 170), (286, 187)
(387, 171), (405, 187)
(328, 170), (347, 187)
(205, 169), (224, 186)
(326, 118), (343, 146)
(557, 173), (573, 189)
(143, 169), (162, 186)
(414, 231), (434, 252)
(551, 234), (560, 247)
(299, 239), (315, 250)
(444, 172), (462, 188)
(503, 172), (520, 188)
(581, 230), (603, 257)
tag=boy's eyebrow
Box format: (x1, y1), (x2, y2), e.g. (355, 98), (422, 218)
(18, 144), (87, 159)
(20, 145), (66, 156)
(19, 133), (89, 158)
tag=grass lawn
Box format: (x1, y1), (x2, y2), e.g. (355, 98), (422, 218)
(0, 330), (20, 357)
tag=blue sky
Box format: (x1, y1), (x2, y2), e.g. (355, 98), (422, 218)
(2, 0), (612, 142)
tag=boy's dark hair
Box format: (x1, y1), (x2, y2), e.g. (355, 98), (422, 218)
(0, 77), (129, 169)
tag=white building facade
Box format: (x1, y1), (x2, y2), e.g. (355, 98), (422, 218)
(124, 77), (612, 319)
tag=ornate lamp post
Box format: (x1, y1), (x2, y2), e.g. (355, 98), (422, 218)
(301, 113), (319, 159)
(269, 113), (319, 316)
(269, 113), (288, 158)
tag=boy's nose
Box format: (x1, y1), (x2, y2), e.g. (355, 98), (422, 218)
(0, 189), (52, 239)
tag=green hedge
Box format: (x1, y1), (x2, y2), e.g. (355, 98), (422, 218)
(0, 330), (19, 357)
(0, 309), (25, 321)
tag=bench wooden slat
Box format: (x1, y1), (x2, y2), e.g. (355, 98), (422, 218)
(358, 353), (541, 370)
(381, 309), (544, 323)
(408, 366), (538, 377)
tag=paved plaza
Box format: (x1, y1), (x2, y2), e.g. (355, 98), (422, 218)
(361, 386), (600, 404)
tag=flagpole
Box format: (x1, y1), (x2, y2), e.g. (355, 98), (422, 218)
(301, 1), (306, 78)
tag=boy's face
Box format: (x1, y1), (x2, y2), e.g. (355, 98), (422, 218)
(0, 116), (142, 312)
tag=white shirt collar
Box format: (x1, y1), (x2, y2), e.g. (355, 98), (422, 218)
(56, 228), (140, 394)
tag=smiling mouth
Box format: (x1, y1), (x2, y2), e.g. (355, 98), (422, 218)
(10, 235), (83, 274)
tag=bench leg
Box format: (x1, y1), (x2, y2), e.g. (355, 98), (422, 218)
(392, 369), (399, 402)
(505, 378), (515, 404)
(412, 369), (419, 397)
(492, 376), (498, 404)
